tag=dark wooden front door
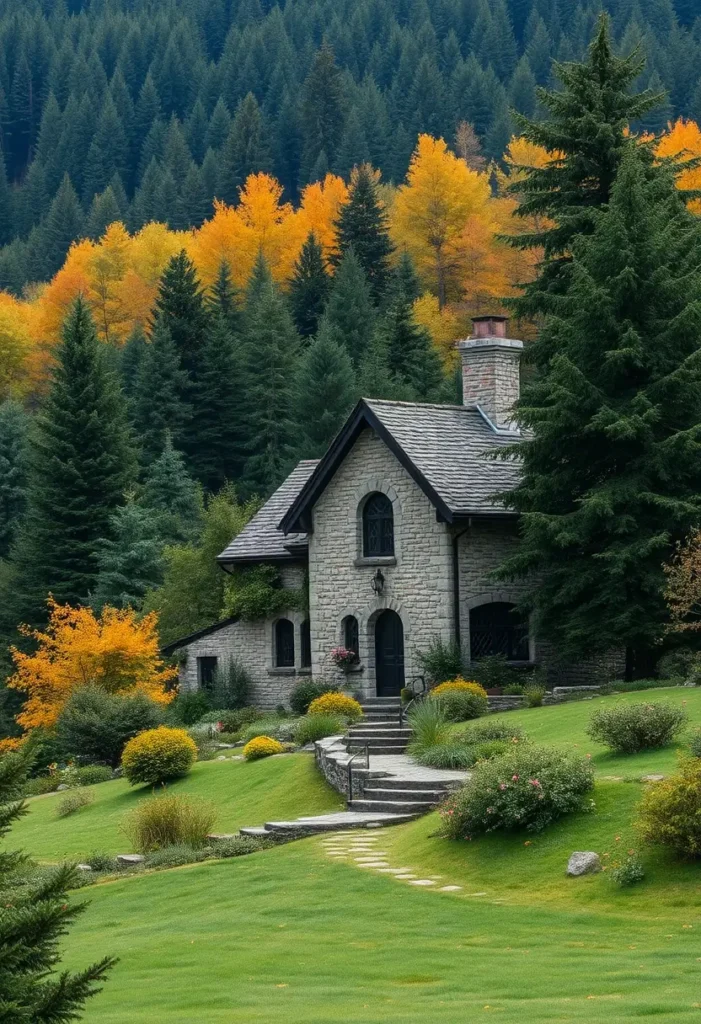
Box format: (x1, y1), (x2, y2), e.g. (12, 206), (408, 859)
(375, 610), (405, 696)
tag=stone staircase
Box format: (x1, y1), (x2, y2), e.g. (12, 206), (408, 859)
(343, 696), (413, 756)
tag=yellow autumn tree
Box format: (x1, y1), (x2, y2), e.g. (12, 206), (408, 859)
(412, 293), (462, 369)
(0, 292), (35, 399)
(656, 119), (701, 215)
(8, 600), (177, 732)
(391, 134), (491, 306)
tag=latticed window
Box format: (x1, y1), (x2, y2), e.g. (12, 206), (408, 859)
(300, 620), (311, 668)
(362, 493), (394, 557)
(469, 602), (529, 662)
(343, 615), (359, 657)
(275, 619), (295, 667)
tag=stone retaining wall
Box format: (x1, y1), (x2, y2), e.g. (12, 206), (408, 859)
(314, 736), (370, 799)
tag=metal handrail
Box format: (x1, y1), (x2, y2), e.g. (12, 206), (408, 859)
(347, 742), (369, 803)
(399, 675), (427, 727)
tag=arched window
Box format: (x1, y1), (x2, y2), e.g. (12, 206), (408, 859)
(470, 602), (529, 662)
(300, 620), (311, 668)
(362, 492), (394, 557)
(275, 618), (295, 667)
(343, 615), (359, 658)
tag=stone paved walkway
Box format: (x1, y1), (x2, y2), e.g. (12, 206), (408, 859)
(317, 829), (465, 894)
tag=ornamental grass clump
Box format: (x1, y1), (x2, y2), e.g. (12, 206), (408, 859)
(242, 736), (285, 760)
(587, 701), (687, 754)
(439, 745), (595, 840)
(407, 700), (451, 752)
(429, 678), (488, 721)
(636, 757), (701, 858)
(123, 792), (217, 853)
(121, 726), (197, 786)
(307, 692), (363, 722)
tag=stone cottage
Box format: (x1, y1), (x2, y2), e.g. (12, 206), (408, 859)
(164, 316), (610, 707)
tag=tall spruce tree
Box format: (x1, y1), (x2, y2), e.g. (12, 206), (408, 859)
(92, 496), (164, 611)
(0, 749), (115, 1019)
(288, 231), (330, 338)
(218, 92), (271, 202)
(499, 147), (701, 675)
(293, 320), (357, 457)
(132, 319), (191, 466)
(41, 173), (84, 279)
(322, 248), (375, 366)
(0, 400), (29, 559)
(141, 435), (203, 545)
(507, 14), (662, 330)
(300, 43), (346, 185)
(7, 298), (136, 630)
(377, 294), (446, 401)
(208, 260), (244, 335)
(153, 250), (210, 382)
(331, 164), (393, 301)
(242, 271), (300, 496)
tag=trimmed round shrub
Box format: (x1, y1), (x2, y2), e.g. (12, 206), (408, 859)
(294, 714), (345, 746)
(290, 680), (338, 716)
(76, 764), (113, 786)
(307, 692), (363, 722)
(586, 701), (687, 754)
(242, 736), (285, 760)
(429, 679), (488, 722)
(636, 758), (701, 857)
(439, 745), (595, 839)
(56, 686), (164, 768)
(121, 727), (197, 786)
(123, 793), (217, 852)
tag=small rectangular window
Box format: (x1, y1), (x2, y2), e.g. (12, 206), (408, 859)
(197, 656), (218, 690)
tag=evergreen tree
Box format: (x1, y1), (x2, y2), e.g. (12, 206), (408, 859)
(301, 43), (346, 185)
(7, 298), (135, 629)
(0, 749), (114, 1019)
(242, 273), (300, 496)
(499, 147), (701, 674)
(293, 321), (357, 458)
(0, 400), (29, 559)
(386, 251), (422, 305)
(82, 94), (129, 204)
(132, 319), (191, 465)
(331, 164), (393, 301)
(86, 185), (122, 240)
(92, 496), (164, 611)
(357, 328), (412, 402)
(0, 145), (13, 247)
(378, 293), (446, 401)
(178, 163), (209, 228)
(141, 435), (203, 545)
(42, 173), (84, 279)
(153, 250), (210, 382)
(218, 92), (271, 202)
(120, 325), (147, 399)
(322, 248), (375, 366)
(190, 314), (248, 490)
(288, 231), (330, 338)
(507, 14), (662, 328)
(209, 260), (244, 334)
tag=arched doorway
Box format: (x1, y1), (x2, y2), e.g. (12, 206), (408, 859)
(375, 610), (405, 696)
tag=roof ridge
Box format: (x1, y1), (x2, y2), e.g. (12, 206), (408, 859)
(363, 397), (470, 412)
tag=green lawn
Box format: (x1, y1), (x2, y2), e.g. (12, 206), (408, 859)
(463, 685), (701, 777)
(13, 754), (343, 861)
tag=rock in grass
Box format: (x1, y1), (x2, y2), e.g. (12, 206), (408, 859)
(567, 851), (601, 876)
(117, 854), (145, 866)
(76, 863), (93, 872)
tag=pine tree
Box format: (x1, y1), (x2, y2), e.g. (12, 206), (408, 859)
(378, 294), (446, 401)
(132, 319), (191, 466)
(92, 496), (164, 611)
(209, 261), (244, 334)
(177, 163), (209, 228)
(385, 251), (422, 305)
(288, 232), (330, 338)
(42, 173), (84, 279)
(242, 273), (300, 496)
(206, 97), (232, 151)
(0, 144), (13, 247)
(0, 749), (115, 1018)
(141, 435), (203, 545)
(0, 400), (29, 559)
(86, 185), (122, 240)
(153, 250), (210, 382)
(218, 92), (271, 203)
(300, 43), (346, 185)
(331, 164), (393, 301)
(322, 248), (375, 366)
(120, 325), (147, 399)
(7, 298), (136, 629)
(293, 320), (357, 458)
(190, 314), (248, 490)
(499, 147), (701, 674)
(507, 14), (662, 328)
(82, 94), (129, 204)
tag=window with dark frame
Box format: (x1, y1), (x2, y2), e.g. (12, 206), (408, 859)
(343, 615), (359, 658)
(469, 602), (529, 662)
(275, 618), (295, 667)
(300, 620), (311, 668)
(362, 492), (394, 557)
(197, 656), (218, 690)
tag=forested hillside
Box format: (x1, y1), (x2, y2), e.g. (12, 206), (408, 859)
(0, 0), (698, 291)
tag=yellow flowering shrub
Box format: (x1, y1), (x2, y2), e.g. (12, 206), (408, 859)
(243, 735), (285, 760)
(432, 678), (487, 699)
(121, 727), (197, 786)
(429, 678), (488, 722)
(307, 692), (363, 722)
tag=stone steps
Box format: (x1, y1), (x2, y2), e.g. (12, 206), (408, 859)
(349, 798), (436, 814)
(238, 810), (417, 841)
(362, 787), (447, 803)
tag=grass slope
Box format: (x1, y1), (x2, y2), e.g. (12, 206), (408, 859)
(12, 754), (343, 861)
(63, 839), (701, 1023)
(465, 685), (701, 777)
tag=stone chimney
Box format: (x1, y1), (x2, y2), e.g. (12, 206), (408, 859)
(458, 315), (523, 431)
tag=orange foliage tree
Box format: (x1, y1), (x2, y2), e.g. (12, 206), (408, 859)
(8, 599), (177, 732)
(656, 119), (701, 215)
(664, 530), (701, 633)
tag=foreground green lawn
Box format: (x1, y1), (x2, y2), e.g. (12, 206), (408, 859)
(468, 685), (701, 777)
(64, 837), (701, 1023)
(13, 754), (343, 860)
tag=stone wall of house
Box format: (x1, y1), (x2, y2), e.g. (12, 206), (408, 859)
(308, 427), (454, 700)
(175, 561), (311, 710)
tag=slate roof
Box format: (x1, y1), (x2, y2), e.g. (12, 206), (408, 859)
(281, 399), (521, 535)
(217, 460), (319, 565)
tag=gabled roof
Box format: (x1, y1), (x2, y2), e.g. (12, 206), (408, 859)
(161, 616), (239, 656)
(280, 399), (521, 534)
(217, 460), (319, 565)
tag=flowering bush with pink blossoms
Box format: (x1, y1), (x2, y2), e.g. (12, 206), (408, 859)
(438, 745), (595, 840)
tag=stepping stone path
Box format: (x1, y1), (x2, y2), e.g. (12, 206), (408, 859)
(316, 828), (464, 895)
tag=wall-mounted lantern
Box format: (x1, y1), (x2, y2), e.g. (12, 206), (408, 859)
(371, 567), (385, 595)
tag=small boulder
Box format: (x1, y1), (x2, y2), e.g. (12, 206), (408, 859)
(641, 774), (665, 782)
(116, 854), (145, 867)
(56, 784), (70, 791)
(566, 851), (601, 877)
(76, 863), (93, 872)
